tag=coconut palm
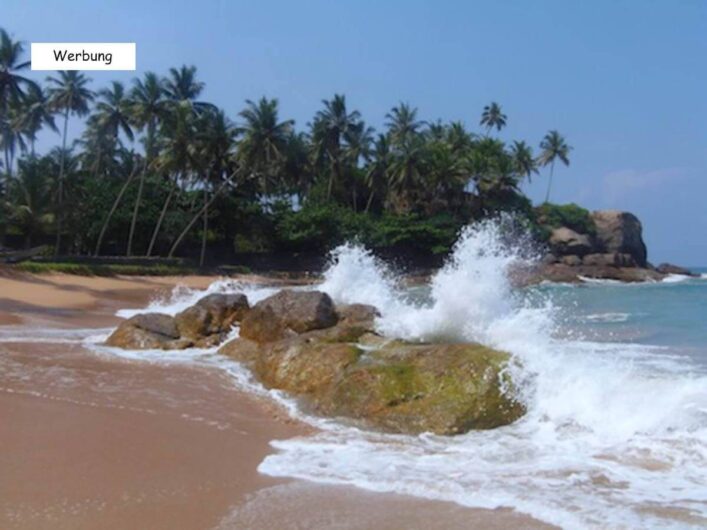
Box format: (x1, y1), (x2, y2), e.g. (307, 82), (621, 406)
(343, 120), (373, 210)
(538, 130), (572, 203)
(311, 94), (361, 200)
(510, 140), (538, 183)
(13, 84), (57, 154)
(126, 72), (166, 255)
(46, 70), (94, 254)
(4, 156), (55, 247)
(163, 65), (214, 115)
(236, 97), (293, 195)
(480, 101), (507, 136)
(364, 134), (390, 212)
(385, 103), (423, 147)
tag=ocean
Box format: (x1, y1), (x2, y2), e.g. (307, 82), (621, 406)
(79, 221), (706, 529)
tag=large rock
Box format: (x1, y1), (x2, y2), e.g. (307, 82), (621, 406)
(582, 252), (636, 268)
(220, 318), (525, 435)
(105, 313), (187, 349)
(592, 210), (647, 267)
(240, 290), (338, 343)
(175, 293), (249, 339)
(549, 227), (593, 257)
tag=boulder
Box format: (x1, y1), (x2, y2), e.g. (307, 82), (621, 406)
(549, 227), (593, 257)
(105, 313), (185, 350)
(591, 210), (647, 267)
(560, 255), (582, 267)
(175, 292), (249, 339)
(240, 290), (338, 343)
(656, 263), (696, 276)
(582, 252), (636, 268)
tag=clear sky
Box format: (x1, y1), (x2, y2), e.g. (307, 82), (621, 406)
(5, 0), (707, 264)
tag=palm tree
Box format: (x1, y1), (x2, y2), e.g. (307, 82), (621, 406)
(364, 134), (390, 212)
(311, 94), (361, 200)
(163, 65), (213, 115)
(126, 72), (166, 255)
(343, 120), (373, 210)
(385, 103), (423, 147)
(480, 102), (507, 136)
(46, 70), (94, 255)
(538, 130), (571, 203)
(89, 81), (134, 182)
(510, 140), (537, 183)
(3, 155), (55, 247)
(236, 97), (293, 195)
(13, 84), (57, 154)
(0, 28), (37, 176)
(168, 108), (236, 264)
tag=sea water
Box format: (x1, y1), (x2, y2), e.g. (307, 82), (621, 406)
(76, 220), (706, 529)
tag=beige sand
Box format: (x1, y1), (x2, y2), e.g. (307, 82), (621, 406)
(0, 271), (554, 530)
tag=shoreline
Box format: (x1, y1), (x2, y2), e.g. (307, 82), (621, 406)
(0, 272), (554, 529)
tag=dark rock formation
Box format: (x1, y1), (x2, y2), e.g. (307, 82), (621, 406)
(175, 293), (249, 340)
(105, 312), (187, 349)
(591, 210), (647, 267)
(656, 263), (697, 277)
(549, 227), (593, 257)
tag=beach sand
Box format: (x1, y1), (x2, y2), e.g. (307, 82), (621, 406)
(0, 271), (554, 529)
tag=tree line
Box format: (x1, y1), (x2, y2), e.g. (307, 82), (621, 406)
(0, 28), (572, 263)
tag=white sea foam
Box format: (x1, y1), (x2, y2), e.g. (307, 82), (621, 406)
(584, 312), (631, 323)
(36, 220), (707, 529)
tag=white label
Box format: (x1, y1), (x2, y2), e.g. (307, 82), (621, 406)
(31, 43), (136, 71)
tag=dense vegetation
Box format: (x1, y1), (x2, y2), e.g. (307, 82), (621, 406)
(0, 28), (573, 265)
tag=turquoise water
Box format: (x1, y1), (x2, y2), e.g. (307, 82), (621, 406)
(544, 270), (707, 367)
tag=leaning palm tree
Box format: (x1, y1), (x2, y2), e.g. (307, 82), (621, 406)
(480, 101), (507, 136)
(90, 81), (134, 182)
(364, 134), (391, 212)
(13, 84), (57, 154)
(46, 70), (94, 255)
(236, 97), (293, 195)
(510, 140), (538, 183)
(126, 72), (166, 255)
(538, 130), (572, 203)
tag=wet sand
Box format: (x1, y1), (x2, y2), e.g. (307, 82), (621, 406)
(0, 272), (554, 529)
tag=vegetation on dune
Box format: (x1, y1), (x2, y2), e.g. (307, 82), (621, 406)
(0, 27), (572, 265)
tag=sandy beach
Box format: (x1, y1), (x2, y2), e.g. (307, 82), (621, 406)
(0, 270), (553, 529)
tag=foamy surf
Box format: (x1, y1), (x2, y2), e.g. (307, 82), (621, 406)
(75, 219), (706, 529)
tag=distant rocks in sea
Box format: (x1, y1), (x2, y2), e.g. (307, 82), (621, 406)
(106, 289), (526, 435)
(535, 209), (694, 283)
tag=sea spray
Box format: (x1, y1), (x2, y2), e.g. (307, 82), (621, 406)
(91, 219), (707, 528)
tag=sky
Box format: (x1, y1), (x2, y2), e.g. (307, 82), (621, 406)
(5, 0), (707, 264)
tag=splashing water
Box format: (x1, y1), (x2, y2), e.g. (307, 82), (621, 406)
(84, 219), (706, 528)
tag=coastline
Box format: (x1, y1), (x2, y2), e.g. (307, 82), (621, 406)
(0, 273), (553, 530)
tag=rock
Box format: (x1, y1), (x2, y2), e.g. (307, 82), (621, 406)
(240, 290), (338, 343)
(656, 263), (696, 276)
(105, 313), (185, 350)
(220, 324), (525, 435)
(175, 293), (249, 339)
(592, 210), (647, 267)
(549, 227), (593, 257)
(560, 255), (582, 267)
(320, 341), (525, 434)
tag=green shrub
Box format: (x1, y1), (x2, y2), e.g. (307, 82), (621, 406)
(534, 203), (596, 236)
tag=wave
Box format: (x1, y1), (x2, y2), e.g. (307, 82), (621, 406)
(71, 219), (707, 528)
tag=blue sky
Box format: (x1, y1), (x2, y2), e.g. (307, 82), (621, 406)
(6, 0), (707, 264)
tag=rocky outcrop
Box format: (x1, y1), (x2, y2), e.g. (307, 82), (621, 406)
(106, 287), (526, 435)
(219, 298), (525, 435)
(591, 210), (647, 267)
(106, 292), (249, 349)
(534, 208), (694, 283)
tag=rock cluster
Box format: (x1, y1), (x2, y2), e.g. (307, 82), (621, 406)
(538, 209), (693, 283)
(106, 289), (526, 435)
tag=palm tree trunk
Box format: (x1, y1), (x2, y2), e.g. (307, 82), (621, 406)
(364, 189), (375, 213)
(168, 175), (234, 259)
(199, 187), (208, 267)
(4, 145), (11, 178)
(544, 161), (555, 203)
(94, 162), (139, 256)
(146, 174), (178, 257)
(54, 108), (70, 257)
(127, 164), (147, 256)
